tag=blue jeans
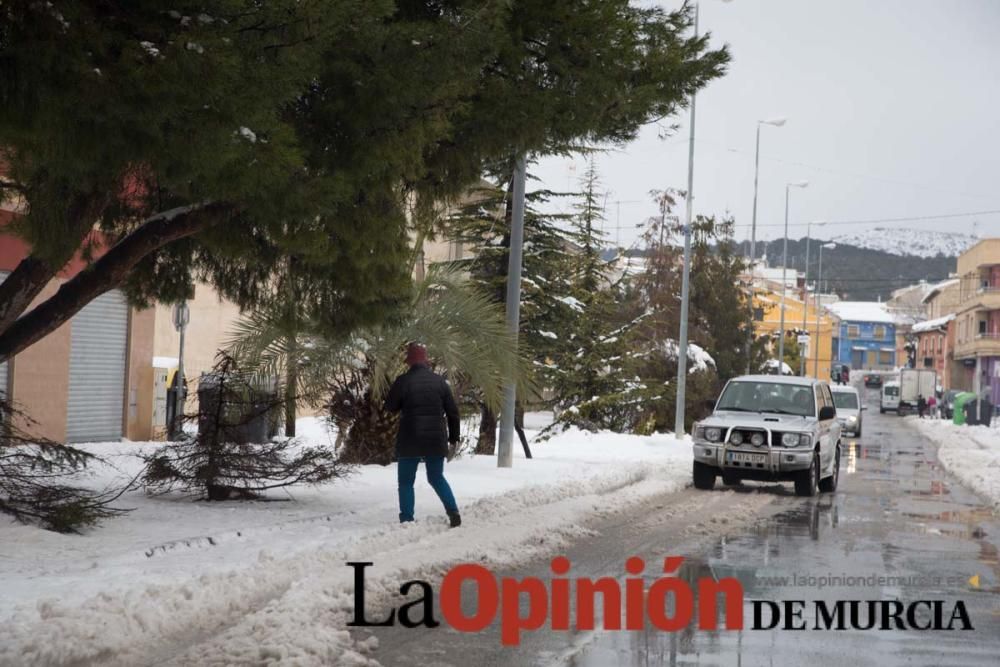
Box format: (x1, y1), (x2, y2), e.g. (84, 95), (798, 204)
(397, 456), (459, 522)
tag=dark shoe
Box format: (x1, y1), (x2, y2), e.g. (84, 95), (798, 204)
(447, 511), (461, 528)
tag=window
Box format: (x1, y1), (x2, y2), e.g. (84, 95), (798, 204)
(716, 381), (815, 417)
(821, 385), (835, 411)
(847, 324), (860, 338)
(923, 357), (934, 368)
(867, 350), (877, 367)
(980, 320), (988, 335)
(831, 391), (858, 410)
(874, 325), (886, 340)
(879, 350), (893, 365)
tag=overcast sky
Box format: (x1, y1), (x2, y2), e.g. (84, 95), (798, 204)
(533, 0), (1000, 250)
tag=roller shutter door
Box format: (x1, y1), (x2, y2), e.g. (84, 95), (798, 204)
(66, 290), (128, 442)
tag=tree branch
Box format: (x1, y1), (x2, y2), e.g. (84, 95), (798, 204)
(0, 192), (105, 332)
(0, 202), (236, 362)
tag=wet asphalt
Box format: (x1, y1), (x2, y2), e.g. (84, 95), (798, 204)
(357, 391), (1000, 666)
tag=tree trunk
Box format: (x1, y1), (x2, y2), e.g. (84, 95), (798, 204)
(284, 340), (298, 438)
(0, 202), (233, 362)
(476, 404), (497, 455)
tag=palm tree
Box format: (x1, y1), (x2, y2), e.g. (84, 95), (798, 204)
(226, 266), (528, 464)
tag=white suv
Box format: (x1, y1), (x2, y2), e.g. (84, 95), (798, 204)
(691, 375), (843, 497)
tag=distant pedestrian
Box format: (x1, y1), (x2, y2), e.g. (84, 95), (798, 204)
(385, 342), (462, 527)
(928, 395), (938, 419)
(917, 395), (927, 418)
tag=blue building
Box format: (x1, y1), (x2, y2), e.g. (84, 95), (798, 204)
(826, 301), (897, 370)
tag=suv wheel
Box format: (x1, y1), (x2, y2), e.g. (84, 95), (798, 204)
(721, 471), (741, 487)
(819, 447), (840, 493)
(794, 452), (819, 497)
(693, 461), (716, 490)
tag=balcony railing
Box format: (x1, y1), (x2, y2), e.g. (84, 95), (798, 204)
(954, 332), (1000, 359)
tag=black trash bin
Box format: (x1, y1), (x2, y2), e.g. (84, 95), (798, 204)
(197, 372), (277, 444)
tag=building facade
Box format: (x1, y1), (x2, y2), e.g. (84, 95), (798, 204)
(826, 301), (897, 371)
(752, 288), (837, 379)
(952, 239), (1000, 398)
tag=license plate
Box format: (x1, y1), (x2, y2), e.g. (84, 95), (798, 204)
(728, 452), (767, 464)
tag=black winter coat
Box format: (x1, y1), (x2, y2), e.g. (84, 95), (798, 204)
(384, 364), (460, 458)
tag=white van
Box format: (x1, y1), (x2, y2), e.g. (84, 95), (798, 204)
(881, 381), (900, 414)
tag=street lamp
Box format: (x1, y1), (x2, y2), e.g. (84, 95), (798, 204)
(801, 220), (826, 375)
(676, 0), (732, 435)
(814, 242), (836, 378)
(777, 180), (809, 373)
(749, 117), (787, 265)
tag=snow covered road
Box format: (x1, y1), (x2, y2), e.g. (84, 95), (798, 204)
(0, 417), (707, 666)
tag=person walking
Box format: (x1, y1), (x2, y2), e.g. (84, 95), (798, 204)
(917, 394), (927, 419)
(928, 394), (938, 419)
(385, 342), (462, 527)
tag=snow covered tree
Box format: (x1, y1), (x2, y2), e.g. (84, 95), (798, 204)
(545, 161), (639, 431)
(443, 176), (584, 450)
(688, 215), (758, 382)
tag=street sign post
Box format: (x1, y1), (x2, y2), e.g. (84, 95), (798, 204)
(168, 302), (190, 440)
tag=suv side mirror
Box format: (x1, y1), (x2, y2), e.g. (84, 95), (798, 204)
(819, 405), (837, 421)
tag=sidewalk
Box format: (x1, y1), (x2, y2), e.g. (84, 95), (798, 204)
(0, 415), (693, 666)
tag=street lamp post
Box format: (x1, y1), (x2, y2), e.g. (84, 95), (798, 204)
(777, 181), (809, 373)
(676, 0), (733, 435)
(814, 242), (836, 378)
(746, 117), (787, 375)
(748, 118), (786, 264)
(800, 221), (826, 376)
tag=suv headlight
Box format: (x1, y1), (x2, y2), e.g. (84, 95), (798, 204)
(846, 415), (857, 423)
(781, 432), (812, 447)
(704, 427), (722, 443)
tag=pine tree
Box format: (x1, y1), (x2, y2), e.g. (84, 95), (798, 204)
(0, 1), (728, 362)
(688, 215), (759, 382)
(445, 176), (582, 400)
(546, 161), (637, 431)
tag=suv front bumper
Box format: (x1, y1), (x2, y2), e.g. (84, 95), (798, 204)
(693, 441), (815, 476)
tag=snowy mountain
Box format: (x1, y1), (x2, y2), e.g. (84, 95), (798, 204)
(831, 227), (978, 258)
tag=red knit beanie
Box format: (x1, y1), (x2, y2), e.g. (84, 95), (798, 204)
(405, 342), (428, 366)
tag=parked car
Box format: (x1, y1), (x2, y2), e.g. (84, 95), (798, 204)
(831, 384), (864, 437)
(863, 374), (883, 388)
(940, 390), (961, 419)
(691, 375), (842, 497)
(880, 381), (900, 413)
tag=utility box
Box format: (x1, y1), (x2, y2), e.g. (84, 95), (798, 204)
(152, 367), (169, 439)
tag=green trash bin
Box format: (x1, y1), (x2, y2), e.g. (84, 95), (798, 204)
(953, 392), (977, 425)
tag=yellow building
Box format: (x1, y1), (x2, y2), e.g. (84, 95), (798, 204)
(752, 287), (837, 380)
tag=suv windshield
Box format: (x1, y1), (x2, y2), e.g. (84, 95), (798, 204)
(717, 381), (815, 417)
(832, 392), (859, 409)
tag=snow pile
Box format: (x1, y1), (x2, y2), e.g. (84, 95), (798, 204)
(911, 313), (955, 333)
(0, 416), (694, 666)
(825, 300), (896, 324)
(832, 227), (978, 258)
(910, 419), (1000, 510)
(761, 358), (793, 375)
(662, 339), (716, 373)
(554, 295), (585, 312)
